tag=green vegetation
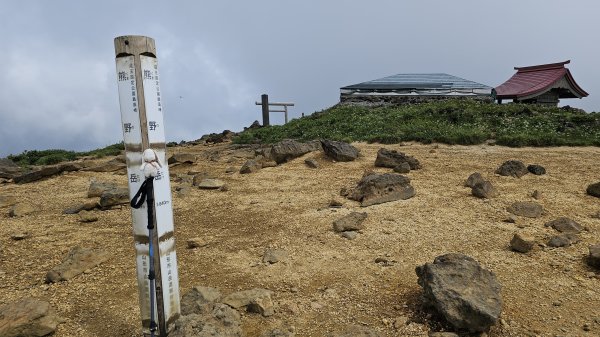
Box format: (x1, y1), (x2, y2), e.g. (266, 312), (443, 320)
(234, 100), (600, 147)
(8, 142), (124, 167)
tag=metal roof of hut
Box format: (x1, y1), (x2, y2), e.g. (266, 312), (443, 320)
(495, 60), (588, 105)
(340, 73), (493, 96)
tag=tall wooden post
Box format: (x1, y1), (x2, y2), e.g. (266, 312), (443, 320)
(261, 94), (270, 126)
(114, 35), (181, 336)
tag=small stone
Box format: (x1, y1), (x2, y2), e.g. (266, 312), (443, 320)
(329, 198), (343, 208)
(261, 161), (277, 168)
(510, 232), (535, 253)
(507, 201), (543, 218)
(333, 212), (367, 232)
(393, 316), (408, 329)
(496, 160), (528, 178)
(187, 238), (209, 249)
(588, 244), (600, 268)
(472, 181), (498, 199)
(225, 166), (236, 174)
(78, 210), (98, 223)
(532, 190), (543, 200)
(8, 203), (36, 217)
(305, 158), (319, 168)
(548, 233), (579, 248)
(263, 248), (288, 264)
(504, 215), (518, 224)
(10, 232), (30, 240)
(465, 172), (485, 188)
(544, 217), (582, 234)
(198, 178), (225, 189)
(527, 164), (546, 175)
(341, 231), (358, 240)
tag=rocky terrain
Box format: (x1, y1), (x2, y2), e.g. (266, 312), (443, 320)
(1, 140), (600, 337)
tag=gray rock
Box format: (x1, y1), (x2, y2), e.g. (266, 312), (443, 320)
(341, 231), (358, 240)
(588, 244), (600, 268)
(393, 162), (411, 174)
(168, 153), (196, 165)
(507, 202), (543, 218)
(248, 296), (275, 317)
(198, 179), (225, 190)
(587, 182), (600, 198)
(82, 159), (126, 173)
(63, 201), (97, 214)
(170, 305), (242, 337)
(375, 148), (421, 170)
(465, 172), (485, 188)
(222, 288), (273, 310)
(192, 172), (210, 186)
(510, 232), (535, 253)
(240, 160), (261, 174)
(8, 203), (36, 217)
(527, 164), (546, 175)
(544, 217), (582, 234)
(320, 140), (359, 162)
(98, 188), (129, 209)
(45, 246), (110, 283)
(415, 253), (502, 333)
(271, 139), (319, 164)
(348, 173), (415, 207)
(330, 325), (381, 337)
(305, 158), (319, 168)
(263, 249), (288, 264)
(181, 286), (222, 315)
(13, 166), (60, 184)
(88, 180), (118, 198)
(495, 160), (528, 178)
(548, 233), (580, 247)
(472, 181), (497, 199)
(333, 212), (368, 232)
(0, 298), (62, 337)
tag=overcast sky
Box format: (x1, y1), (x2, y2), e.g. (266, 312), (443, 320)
(1, 1), (598, 157)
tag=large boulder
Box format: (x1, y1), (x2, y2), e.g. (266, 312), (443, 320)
(495, 160), (528, 178)
(45, 246), (110, 283)
(348, 173), (415, 207)
(374, 148), (421, 170)
(270, 140), (320, 164)
(320, 140), (359, 162)
(0, 298), (62, 337)
(415, 253), (502, 333)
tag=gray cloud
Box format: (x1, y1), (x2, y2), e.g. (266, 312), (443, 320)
(1, 0), (598, 157)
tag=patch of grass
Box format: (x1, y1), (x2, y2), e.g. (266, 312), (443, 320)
(234, 100), (600, 147)
(8, 142), (124, 167)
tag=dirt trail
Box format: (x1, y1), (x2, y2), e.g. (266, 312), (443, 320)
(1, 142), (599, 336)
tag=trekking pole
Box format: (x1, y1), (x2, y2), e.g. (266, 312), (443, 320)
(130, 150), (161, 336)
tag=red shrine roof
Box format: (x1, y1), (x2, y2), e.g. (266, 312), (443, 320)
(495, 60), (588, 99)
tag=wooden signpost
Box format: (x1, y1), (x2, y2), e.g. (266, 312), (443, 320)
(114, 35), (180, 336)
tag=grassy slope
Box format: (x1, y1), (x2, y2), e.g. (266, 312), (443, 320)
(234, 100), (600, 147)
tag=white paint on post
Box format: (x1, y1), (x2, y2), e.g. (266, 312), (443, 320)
(140, 55), (181, 323)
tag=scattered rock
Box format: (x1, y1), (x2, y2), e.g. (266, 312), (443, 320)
(495, 160), (528, 178)
(548, 233), (580, 248)
(0, 298), (62, 337)
(225, 166), (236, 174)
(187, 238), (210, 249)
(170, 305), (242, 337)
(588, 244), (600, 268)
(192, 172), (210, 186)
(503, 215), (518, 224)
(87, 180), (118, 198)
(13, 162), (82, 184)
(259, 327), (295, 337)
(10, 232), (30, 241)
(263, 249), (288, 264)
(507, 202), (543, 218)
(320, 140), (359, 162)
(465, 172), (485, 188)
(544, 217), (582, 234)
(328, 198), (343, 208)
(341, 231), (358, 240)
(510, 232), (535, 253)
(271, 140), (320, 164)
(375, 148), (421, 170)
(532, 190), (543, 200)
(305, 158), (319, 168)
(198, 179), (225, 190)
(168, 153), (196, 165)
(393, 162), (411, 173)
(98, 188), (129, 209)
(471, 181), (497, 199)
(181, 286), (222, 315)
(330, 325), (381, 337)
(348, 173), (415, 207)
(0, 195), (18, 208)
(527, 164), (546, 175)
(45, 246), (110, 283)
(222, 288), (274, 317)
(63, 201), (98, 214)
(240, 160), (261, 174)
(78, 210), (98, 223)
(586, 182), (600, 198)
(333, 212), (368, 232)
(8, 203), (36, 217)
(415, 253), (502, 333)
